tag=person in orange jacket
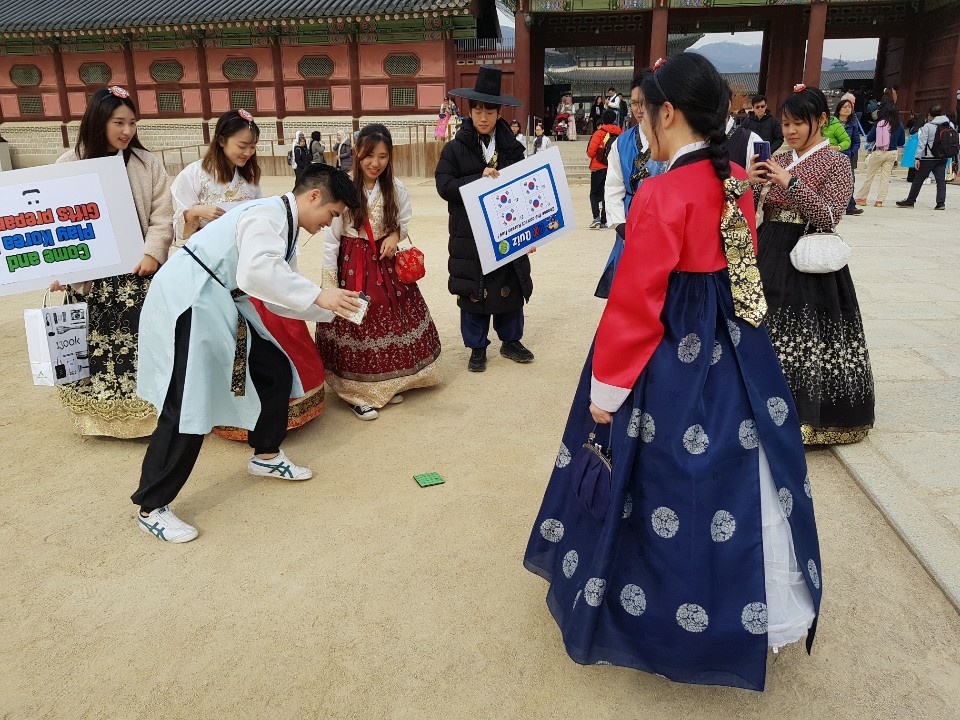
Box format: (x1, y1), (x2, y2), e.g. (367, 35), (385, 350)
(587, 108), (623, 228)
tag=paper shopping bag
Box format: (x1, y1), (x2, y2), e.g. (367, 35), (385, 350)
(23, 300), (90, 386)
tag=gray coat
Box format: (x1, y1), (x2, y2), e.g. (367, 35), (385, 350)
(915, 116), (955, 161)
(335, 138), (353, 171)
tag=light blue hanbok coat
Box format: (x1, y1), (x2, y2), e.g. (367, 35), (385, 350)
(137, 194), (331, 434)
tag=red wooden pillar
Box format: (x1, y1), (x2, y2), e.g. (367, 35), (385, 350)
(122, 41), (140, 107)
(635, 18), (651, 74)
(348, 34), (362, 132)
(196, 35), (212, 143)
(514, 8), (532, 121)
(649, 0), (669, 65)
(803, 1), (827, 88)
(443, 34), (456, 95)
(530, 19), (546, 125)
(951, 33), (960, 116)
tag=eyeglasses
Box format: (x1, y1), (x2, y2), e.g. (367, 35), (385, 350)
(629, 100), (641, 108)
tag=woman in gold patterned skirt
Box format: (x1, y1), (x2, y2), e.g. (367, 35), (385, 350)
(750, 85), (874, 444)
(52, 87), (173, 438)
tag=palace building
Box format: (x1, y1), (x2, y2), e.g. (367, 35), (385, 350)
(1, 0), (958, 168)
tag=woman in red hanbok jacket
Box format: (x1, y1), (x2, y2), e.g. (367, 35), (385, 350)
(524, 53), (823, 692)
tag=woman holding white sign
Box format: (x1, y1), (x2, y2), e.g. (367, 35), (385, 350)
(169, 110), (328, 439)
(52, 86), (173, 438)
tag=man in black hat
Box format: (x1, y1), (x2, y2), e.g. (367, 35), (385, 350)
(436, 66), (534, 373)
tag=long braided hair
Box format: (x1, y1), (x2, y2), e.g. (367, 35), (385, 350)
(640, 53), (731, 182)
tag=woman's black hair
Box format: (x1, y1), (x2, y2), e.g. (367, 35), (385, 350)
(833, 98), (854, 120)
(641, 52), (730, 181)
(877, 102), (901, 132)
(601, 108), (617, 124)
(76, 87), (147, 165)
(311, 130), (322, 142)
(510, 119), (521, 130)
(202, 110), (261, 185)
(780, 86), (830, 145)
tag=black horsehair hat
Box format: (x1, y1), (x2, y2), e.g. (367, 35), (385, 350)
(448, 65), (522, 107)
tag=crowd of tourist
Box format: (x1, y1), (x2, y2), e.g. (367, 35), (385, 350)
(34, 53), (957, 694)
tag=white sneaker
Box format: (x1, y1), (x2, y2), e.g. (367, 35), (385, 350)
(350, 404), (379, 420)
(388, 394), (404, 405)
(247, 449), (313, 480)
(137, 505), (198, 543)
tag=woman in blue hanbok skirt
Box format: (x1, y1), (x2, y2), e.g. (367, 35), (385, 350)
(524, 54), (823, 692)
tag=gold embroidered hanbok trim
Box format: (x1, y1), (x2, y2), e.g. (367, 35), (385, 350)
(721, 177), (767, 328)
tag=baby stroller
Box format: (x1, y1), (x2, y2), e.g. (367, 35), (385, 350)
(553, 113), (571, 141)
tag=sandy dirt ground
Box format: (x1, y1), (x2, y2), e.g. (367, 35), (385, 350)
(1, 177), (959, 719)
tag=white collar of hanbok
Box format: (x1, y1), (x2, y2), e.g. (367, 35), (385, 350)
(667, 140), (709, 170)
(284, 191), (299, 234)
(787, 140), (830, 170)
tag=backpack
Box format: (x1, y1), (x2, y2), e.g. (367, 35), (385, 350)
(311, 140), (326, 163)
(286, 150), (295, 168)
(594, 132), (616, 166)
(931, 122), (959, 159)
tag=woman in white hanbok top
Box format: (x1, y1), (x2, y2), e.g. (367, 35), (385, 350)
(169, 110), (328, 439)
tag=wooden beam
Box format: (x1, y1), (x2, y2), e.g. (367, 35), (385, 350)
(271, 34), (287, 121)
(348, 33), (361, 132)
(650, 1), (668, 65)
(803, 1), (827, 88)
(513, 9), (531, 121)
(50, 43), (70, 124)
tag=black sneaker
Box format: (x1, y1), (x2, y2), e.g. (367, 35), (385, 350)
(845, 208), (864, 216)
(468, 348), (487, 372)
(935, 203), (946, 210)
(500, 340), (535, 363)
(895, 200), (915, 207)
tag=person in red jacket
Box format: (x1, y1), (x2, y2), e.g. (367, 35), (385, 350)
(586, 109), (623, 228)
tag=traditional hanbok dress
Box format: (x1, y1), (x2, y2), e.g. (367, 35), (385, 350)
(524, 147), (822, 692)
(169, 160), (326, 440)
(755, 143), (874, 445)
(55, 148), (173, 438)
(315, 179), (441, 407)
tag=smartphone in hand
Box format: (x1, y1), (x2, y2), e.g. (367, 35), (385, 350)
(753, 141), (772, 179)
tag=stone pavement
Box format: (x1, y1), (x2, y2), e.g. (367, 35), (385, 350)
(829, 172), (960, 611)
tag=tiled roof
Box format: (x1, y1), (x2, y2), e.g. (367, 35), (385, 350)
(0, 0), (472, 32)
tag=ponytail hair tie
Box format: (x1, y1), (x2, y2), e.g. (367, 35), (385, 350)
(653, 57), (667, 71)
(237, 108), (254, 122)
(107, 86), (130, 99)
(793, 83), (807, 93)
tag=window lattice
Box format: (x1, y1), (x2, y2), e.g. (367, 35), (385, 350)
(149, 60), (184, 83)
(384, 54), (421, 77)
(158, 92), (184, 112)
(18, 96), (43, 114)
(230, 90), (256, 112)
(79, 63), (112, 85)
(10, 65), (41, 87)
(222, 58), (257, 80)
(299, 56), (334, 78)
(390, 87), (416, 107)
(305, 88), (332, 109)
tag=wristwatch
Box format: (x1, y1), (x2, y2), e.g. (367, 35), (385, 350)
(786, 176), (799, 192)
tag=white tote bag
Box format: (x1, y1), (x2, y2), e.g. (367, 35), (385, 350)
(23, 292), (90, 386)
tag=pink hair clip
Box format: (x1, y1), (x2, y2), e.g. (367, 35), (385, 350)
(237, 108), (254, 122)
(653, 57), (667, 71)
(793, 83), (807, 93)
(107, 86), (130, 99)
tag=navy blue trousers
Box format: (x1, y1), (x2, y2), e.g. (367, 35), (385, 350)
(460, 308), (524, 349)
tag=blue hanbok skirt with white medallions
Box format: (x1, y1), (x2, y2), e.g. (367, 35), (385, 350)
(524, 269), (823, 692)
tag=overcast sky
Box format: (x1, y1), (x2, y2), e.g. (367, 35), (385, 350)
(690, 32), (880, 61)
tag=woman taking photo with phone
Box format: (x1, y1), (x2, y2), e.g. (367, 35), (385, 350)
(749, 84), (874, 445)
